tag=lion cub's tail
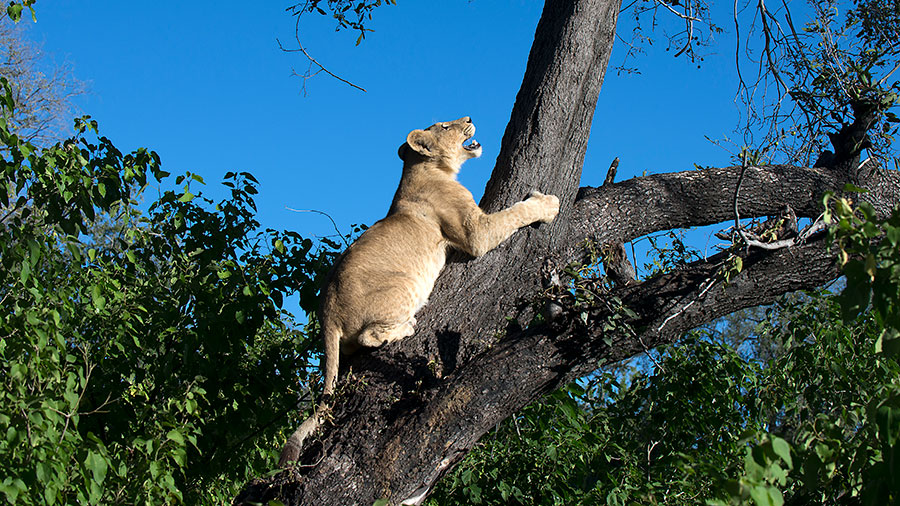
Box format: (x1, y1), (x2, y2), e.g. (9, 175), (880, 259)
(278, 405), (324, 466)
(278, 323), (341, 467)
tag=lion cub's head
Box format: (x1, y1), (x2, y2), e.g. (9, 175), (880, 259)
(398, 116), (482, 173)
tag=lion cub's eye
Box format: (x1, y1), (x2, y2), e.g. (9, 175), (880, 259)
(441, 123), (450, 130)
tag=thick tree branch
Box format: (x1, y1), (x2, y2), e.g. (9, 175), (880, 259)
(570, 164), (835, 246)
(567, 163), (900, 248)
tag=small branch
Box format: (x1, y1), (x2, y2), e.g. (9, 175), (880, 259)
(79, 393), (114, 416)
(277, 38), (367, 93)
(603, 157), (620, 186)
(639, 336), (666, 372)
(877, 59), (900, 87)
(654, 0), (701, 22)
(727, 213), (827, 251)
(733, 158), (753, 249)
(277, 10), (367, 93)
(285, 207), (351, 247)
(656, 274), (718, 333)
(673, 1), (696, 58)
(757, 0), (788, 96)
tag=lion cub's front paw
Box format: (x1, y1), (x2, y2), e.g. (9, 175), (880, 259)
(528, 190), (560, 223)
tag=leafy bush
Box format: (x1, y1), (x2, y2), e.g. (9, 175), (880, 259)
(0, 77), (335, 504)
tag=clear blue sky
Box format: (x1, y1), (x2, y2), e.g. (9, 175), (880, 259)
(26, 1), (748, 250)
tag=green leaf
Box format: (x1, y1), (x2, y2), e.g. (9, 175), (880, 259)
(559, 399), (580, 424)
(0, 478), (26, 502)
(18, 140), (32, 158)
(749, 485), (773, 506)
(877, 328), (900, 356)
(19, 259), (30, 284)
(6, 3), (23, 21)
(886, 224), (900, 247)
(546, 445), (558, 462)
(84, 450), (108, 485)
(91, 284), (106, 310)
(179, 191), (195, 202)
(842, 183), (869, 194)
(166, 429), (185, 445)
(29, 239), (40, 266)
(371, 500), (389, 506)
(771, 436), (792, 469)
(876, 401), (900, 447)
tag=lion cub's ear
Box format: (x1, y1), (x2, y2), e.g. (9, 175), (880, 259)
(406, 129), (435, 157)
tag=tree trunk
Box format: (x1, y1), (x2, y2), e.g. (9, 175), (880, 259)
(235, 0), (900, 504)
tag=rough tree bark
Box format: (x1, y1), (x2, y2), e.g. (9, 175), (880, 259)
(236, 0), (900, 504)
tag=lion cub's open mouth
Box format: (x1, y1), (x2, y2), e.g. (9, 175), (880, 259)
(462, 123), (480, 152)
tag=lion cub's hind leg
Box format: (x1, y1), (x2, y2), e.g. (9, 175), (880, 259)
(357, 318), (416, 348)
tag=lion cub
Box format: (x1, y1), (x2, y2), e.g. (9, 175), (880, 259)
(279, 117), (559, 465)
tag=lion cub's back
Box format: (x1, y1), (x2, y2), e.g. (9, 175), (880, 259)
(323, 212), (448, 338)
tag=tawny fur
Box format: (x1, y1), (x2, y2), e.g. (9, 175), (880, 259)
(279, 117), (559, 466)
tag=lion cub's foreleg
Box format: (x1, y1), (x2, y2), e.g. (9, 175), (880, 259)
(461, 191), (560, 257)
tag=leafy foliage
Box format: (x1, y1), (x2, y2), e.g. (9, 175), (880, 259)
(825, 185), (900, 353)
(640, 229), (702, 278)
(4, 0), (35, 23)
(0, 76), (336, 504)
(287, 0), (396, 46)
(430, 286), (899, 505)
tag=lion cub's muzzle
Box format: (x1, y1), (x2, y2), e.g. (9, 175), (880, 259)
(462, 123), (480, 154)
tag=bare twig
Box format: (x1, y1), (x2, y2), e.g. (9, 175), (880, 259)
(654, 0), (701, 22)
(729, 151), (826, 251)
(657, 274), (719, 333)
(757, 0), (788, 96)
(638, 336), (666, 372)
(877, 59), (900, 87)
(733, 158), (752, 249)
(285, 207), (351, 247)
(278, 5), (367, 93)
(673, 0), (696, 58)
(277, 38), (367, 94)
